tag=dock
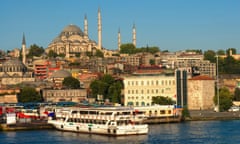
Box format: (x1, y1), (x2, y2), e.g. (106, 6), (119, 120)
(0, 120), (53, 131)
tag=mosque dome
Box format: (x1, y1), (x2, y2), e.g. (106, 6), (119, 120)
(51, 69), (71, 78)
(2, 59), (26, 72)
(60, 24), (84, 37)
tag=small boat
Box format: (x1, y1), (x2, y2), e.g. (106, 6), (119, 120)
(48, 107), (148, 136)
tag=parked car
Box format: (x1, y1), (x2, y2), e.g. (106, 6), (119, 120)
(228, 106), (240, 112)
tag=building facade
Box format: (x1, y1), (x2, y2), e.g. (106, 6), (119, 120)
(187, 75), (215, 110)
(123, 73), (176, 106)
(42, 89), (87, 103)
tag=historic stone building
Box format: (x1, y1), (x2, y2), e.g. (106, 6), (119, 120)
(187, 75), (215, 110)
(42, 89), (87, 103)
(0, 59), (34, 85)
(46, 24), (99, 58)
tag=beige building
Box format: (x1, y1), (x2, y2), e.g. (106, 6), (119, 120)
(0, 59), (34, 85)
(42, 89), (87, 103)
(187, 75), (215, 110)
(123, 73), (176, 106)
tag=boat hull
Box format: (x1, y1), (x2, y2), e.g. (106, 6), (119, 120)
(48, 120), (148, 136)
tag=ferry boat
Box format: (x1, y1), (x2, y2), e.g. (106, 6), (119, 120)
(48, 107), (148, 136)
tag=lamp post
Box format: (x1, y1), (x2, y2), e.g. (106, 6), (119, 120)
(216, 55), (220, 112)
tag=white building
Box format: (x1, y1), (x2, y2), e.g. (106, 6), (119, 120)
(123, 73), (176, 106)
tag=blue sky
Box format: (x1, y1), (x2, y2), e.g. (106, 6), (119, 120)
(1, 0), (240, 52)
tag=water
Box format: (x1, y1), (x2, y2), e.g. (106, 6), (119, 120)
(1, 120), (240, 144)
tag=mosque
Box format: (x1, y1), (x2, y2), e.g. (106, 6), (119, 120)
(45, 8), (137, 58)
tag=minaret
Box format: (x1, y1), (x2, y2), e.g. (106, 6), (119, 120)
(132, 23), (136, 47)
(98, 7), (102, 50)
(84, 14), (88, 39)
(118, 28), (121, 51)
(22, 33), (26, 65)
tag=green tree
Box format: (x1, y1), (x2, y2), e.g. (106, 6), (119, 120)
(27, 44), (45, 58)
(58, 53), (65, 58)
(226, 48), (236, 55)
(152, 96), (175, 105)
(120, 43), (136, 54)
(214, 87), (233, 111)
(89, 80), (108, 98)
(18, 86), (43, 103)
(95, 49), (104, 58)
(233, 88), (240, 101)
(149, 59), (155, 65)
(48, 50), (58, 58)
(62, 76), (80, 89)
(108, 81), (122, 103)
(100, 74), (115, 85)
(223, 56), (239, 74)
(217, 49), (225, 55)
(203, 50), (216, 63)
(89, 74), (123, 103)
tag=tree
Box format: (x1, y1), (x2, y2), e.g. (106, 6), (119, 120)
(214, 87), (233, 112)
(233, 88), (240, 101)
(152, 96), (175, 105)
(203, 50), (216, 63)
(95, 49), (104, 58)
(217, 49), (225, 55)
(48, 50), (58, 58)
(62, 76), (80, 89)
(89, 74), (123, 103)
(27, 44), (45, 58)
(226, 48), (236, 55)
(108, 81), (122, 103)
(120, 43), (136, 54)
(89, 80), (108, 98)
(18, 86), (43, 103)
(149, 59), (155, 65)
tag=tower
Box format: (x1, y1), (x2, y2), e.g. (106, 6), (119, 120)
(22, 33), (26, 65)
(132, 23), (136, 47)
(98, 7), (102, 50)
(84, 14), (88, 39)
(176, 70), (188, 107)
(118, 28), (121, 51)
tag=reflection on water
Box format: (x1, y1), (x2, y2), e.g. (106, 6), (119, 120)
(1, 121), (240, 144)
(56, 131), (148, 144)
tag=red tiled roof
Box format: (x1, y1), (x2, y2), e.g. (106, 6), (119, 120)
(189, 75), (214, 80)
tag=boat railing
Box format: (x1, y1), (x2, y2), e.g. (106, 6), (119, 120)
(67, 113), (144, 121)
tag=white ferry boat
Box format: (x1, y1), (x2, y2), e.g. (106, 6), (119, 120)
(48, 107), (148, 136)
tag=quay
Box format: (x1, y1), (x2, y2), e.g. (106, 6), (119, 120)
(187, 110), (240, 121)
(0, 120), (53, 131)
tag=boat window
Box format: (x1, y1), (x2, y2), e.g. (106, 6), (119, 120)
(122, 112), (131, 115)
(80, 111), (88, 114)
(160, 110), (165, 114)
(89, 111), (97, 114)
(105, 112), (112, 115)
(72, 111), (78, 114)
(168, 110), (171, 114)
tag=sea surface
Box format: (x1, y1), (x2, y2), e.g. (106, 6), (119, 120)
(1, 120), (240, 144)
